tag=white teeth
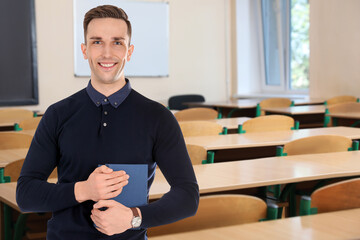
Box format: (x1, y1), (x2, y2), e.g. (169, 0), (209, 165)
(100, 63), (115, 67)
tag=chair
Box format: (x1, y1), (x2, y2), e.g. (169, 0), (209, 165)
(257, 98), (293, 116)
(274, 135), (356, 217)
(299, 178), (360, 215)
(147, 194), (278, 237)
(280, 135), (354, 156)
(179, 121), (224, 137)
(17, 117), (42, 130)
(0, 108), (34, 121)
(324, 95), (358, 106)
(186, 144), (214, 164)
(324, 102), (360, 127)
(168, 94), (205, 110)
(238, 115), (297, 134)
(0, 132), (33, 150)
(174, 108), (218, 121)
(2, 158), (57, 240)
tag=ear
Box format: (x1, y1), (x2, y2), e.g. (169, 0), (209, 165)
(81, 43), (88, 60)
(126, 44), (134, 62)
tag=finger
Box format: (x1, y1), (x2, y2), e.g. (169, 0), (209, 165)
(104, 174), (129, 186)
(93, 199), (117, 209)
(95, 225), (108, 235)
(96, 165), (113, 174)
(107, 179), (129, 192)
(105, 186), (125, 199)
(91, 214), (104, 229)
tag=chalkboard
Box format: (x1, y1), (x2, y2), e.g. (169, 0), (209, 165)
(0, 0), (38, 106)
(74, 0), (169, 77)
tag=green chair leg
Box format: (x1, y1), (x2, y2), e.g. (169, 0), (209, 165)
(291, 121), (300, 130)
(13, 123), (23, 131)
(323, 109), (330, 127)
(260, 203), (278, 221)
(277, 183), (296, 218)
(255, 104), (261, 117)
(217, 107), (223, 119)
(237, 124), (246, 134)
(13, 213), (29, 240)
(4, 204), (13, 240)
(202, 151), (215, 164)
(221, 127), (228, 135)
(276, 146), (287, 156)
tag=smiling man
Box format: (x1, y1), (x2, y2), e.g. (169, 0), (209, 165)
(16, 5), (199, 240)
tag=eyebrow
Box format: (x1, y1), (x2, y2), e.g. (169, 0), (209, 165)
(89, 37), (126, 41)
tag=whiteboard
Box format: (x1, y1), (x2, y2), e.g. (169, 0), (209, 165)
(73, 0), (169, 77)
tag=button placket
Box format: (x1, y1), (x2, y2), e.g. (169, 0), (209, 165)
(102, 105), (110, 128)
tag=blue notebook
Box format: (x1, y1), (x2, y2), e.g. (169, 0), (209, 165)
(105, 164), (148, 208)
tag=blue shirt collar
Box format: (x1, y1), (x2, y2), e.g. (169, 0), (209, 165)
(86, 79), (132, 108)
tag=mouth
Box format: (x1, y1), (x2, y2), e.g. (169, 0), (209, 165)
(98, 62), (117, 70)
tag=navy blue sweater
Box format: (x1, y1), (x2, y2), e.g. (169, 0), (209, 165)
(16, 84), (199, 239)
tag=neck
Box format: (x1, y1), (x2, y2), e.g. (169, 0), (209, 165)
(91, 78), (126, 97)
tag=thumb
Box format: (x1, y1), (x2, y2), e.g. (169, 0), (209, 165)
(95, 165), (113, 174)
(93, 199), (118, 209)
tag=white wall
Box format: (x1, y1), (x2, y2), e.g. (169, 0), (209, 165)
(18, 0), (229, 111)
(309, 0), (360, 99)
(235, 0), (263, 95)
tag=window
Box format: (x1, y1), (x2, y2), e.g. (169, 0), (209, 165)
(261, 0), (309, 92)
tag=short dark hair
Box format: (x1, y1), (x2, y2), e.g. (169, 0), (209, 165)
(83, 5), (132, 45)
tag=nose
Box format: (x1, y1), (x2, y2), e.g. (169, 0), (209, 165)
(102, 43), (112, 58)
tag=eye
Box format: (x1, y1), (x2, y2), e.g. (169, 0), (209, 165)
(114, 41), (123, 46)
(93, 41), (101, 45)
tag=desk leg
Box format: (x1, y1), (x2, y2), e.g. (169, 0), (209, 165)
(0, 202), (3, 240)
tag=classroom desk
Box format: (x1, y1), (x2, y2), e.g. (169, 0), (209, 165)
(150, 208), (360, 240)
(184, 126), (360, 161)
(2, 150), (360, 211)
(0, 149), (28, 168)
(185, 99), (325, 118)
(186, 100), (259, 118)
(328, 112), (360, 127)
(1, 151), (360, 240)
(262, 105), (326, 128)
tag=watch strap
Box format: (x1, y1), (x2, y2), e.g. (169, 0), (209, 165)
(130, 207), (139, 217)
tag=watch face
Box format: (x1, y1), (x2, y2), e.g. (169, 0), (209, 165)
(132, 216), (142, 228)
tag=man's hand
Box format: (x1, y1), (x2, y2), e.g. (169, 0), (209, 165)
(75, 165), (129, 202)
(91, 200), (134, 235)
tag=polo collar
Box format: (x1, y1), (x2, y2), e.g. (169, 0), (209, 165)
(86, 79), (132, 108)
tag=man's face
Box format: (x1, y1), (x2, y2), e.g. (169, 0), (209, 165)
(81, 18), (134, 86)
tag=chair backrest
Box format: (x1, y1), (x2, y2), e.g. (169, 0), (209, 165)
(4, 158), (25, 182)
(147, 194), (268, 237)
(242, 115), (295, 133)
(258, 98), (293, 116)
(168, 94), (205, 110)
(0, 108), (34, 121)
(0, 132), (33, 150)
(4, 158), (57, 182)
(18, 117), (42, 130)
(186, 144), (207, 165)
(310, 178), (360, 213)
(327, 102), (360, 114)
(283, 135), (352, 156)
(174, 108), (217, 121)
(179, 121), (223, 137)
(325, 95), (358, 106)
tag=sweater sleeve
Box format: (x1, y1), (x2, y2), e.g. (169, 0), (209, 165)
(16, 106), (79, 212)
(138, 108), (199, 228)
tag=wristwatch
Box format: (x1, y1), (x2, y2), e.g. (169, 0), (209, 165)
(130, 207), (142, 228)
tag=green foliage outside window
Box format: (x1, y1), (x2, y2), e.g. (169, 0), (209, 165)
(290, 0), (309, 90)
